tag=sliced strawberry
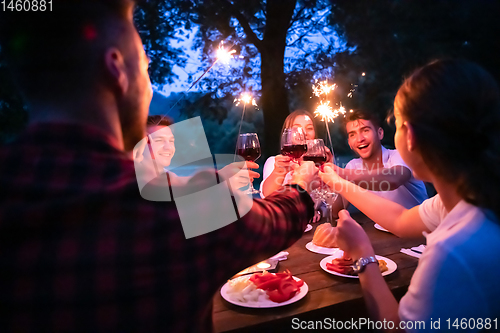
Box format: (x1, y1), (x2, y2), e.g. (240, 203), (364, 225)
(267, 279), (299, 303)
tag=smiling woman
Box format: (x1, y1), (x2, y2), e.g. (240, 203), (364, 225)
(260, 109), (319, 198)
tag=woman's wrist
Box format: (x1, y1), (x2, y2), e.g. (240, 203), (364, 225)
(352, 244), (376, 260)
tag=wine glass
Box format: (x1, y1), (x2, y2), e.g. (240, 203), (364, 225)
(303, 139), (339, 224)
(303, 139), (327, 200)
(302, 139), (327, 166)
(281, 127), (307, 163)
(236, 133), (261, 194)
(323, 191), (339, 225)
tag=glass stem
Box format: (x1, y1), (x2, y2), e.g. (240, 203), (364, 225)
(325, 204), (332, 225)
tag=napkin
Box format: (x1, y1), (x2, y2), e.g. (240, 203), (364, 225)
(400, 245), (426, 259)
(269, 251), (289, 261)
(400, 248), (421, 259)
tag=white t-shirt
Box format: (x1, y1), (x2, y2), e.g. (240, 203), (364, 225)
(345, 147), (427, 209)
(399, 195), (500, 331)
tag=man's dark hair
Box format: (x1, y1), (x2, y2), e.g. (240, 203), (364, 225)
(343, 109), (382, 130)
(0, 0), (134, 105)
(147, 115), (174, 127)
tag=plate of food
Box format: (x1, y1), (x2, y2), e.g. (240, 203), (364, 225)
(320, 253), (397, 278)
(374, 223), (390, 233)
(306, 222), (339, 255)
(220, 270), (308, 308)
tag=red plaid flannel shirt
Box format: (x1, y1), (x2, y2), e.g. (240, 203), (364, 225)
(0, 123), (313, 332)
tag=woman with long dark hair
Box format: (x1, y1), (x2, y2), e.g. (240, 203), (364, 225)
(260, 109), (319, 197)
(320, 59), (500, 327)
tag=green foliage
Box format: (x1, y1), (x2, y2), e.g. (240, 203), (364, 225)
(143, 0), (333, 158)
(323, 0), (500, 148)
(134, 0), (190, 85)
(2, 0), (500, 157)
(149, 90), (264, 154)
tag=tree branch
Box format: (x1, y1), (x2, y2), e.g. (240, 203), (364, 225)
(215, 0), (264, 51)
(289, 6), (306, 27)
(287, 11), (330, 47)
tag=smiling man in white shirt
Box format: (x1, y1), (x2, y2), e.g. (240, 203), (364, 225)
(331, 110), (427, 217)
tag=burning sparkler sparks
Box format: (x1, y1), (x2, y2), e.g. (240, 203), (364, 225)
(314, 101), (334, 122)
(216, 43), (236, 64)
(234, 92), (258, 107)
(312, 79), (347, 123)
(312, 80), (337, 98)
(347, 84), (358, 98)
(234, 92), (259, 160)
(164, 41), (238, 116)
(338, 104), (346, 115)
(314, 101), (347, 123)
(311, 80), (351, 163)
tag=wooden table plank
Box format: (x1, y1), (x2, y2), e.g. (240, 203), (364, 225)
(213, 212), (424, 332)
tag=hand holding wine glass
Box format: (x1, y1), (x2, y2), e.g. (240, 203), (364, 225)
(318, 164), (345, 192)
(219, 160), (260, 190)
(289, 161), (318, 192)
(303, 139), (339, 224)
(273, 155), (292, 175)
(302, 139), (327, 168)
(281, 127), (308, 163)
(236, 133), (261, 194)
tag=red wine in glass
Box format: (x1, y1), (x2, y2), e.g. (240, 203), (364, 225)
(281, 144), (308, 160)
(237, 147), (261, 162)
(302, 154), (327, 165)
(236, 133), (261, 194)
(281, 127), (307, 163)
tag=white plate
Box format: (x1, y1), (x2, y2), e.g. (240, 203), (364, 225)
(304, 224), (312, 232)
(305, 241), (340, 255)
(220, 275), (308, 308)
(374, 223), (390, 233)
(320, 253), (397, 279)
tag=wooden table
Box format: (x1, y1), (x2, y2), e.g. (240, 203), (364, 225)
(212, 213), (425, 332)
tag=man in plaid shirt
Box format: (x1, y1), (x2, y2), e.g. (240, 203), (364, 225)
(0, 1), (315, 332)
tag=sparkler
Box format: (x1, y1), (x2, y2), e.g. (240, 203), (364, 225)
(163, 41), (237, 118)
(312, 80), (337, 98)
(312, 80), (345, 158)
(314, 100), (334, 123)
(347, 84), (358, 98)
(234, 92), (258, 159)
(314, 100), (347, 153)
(190, 42), (235, 91)
(216, 43), (237, 64)
(312, 75), (363, 163)
(234, 92), (257, 107)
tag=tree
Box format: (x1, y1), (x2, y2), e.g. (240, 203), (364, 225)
(134, 0), (191, 85)
(324, 0), (500, 148)
(147, 0), (333, 158)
